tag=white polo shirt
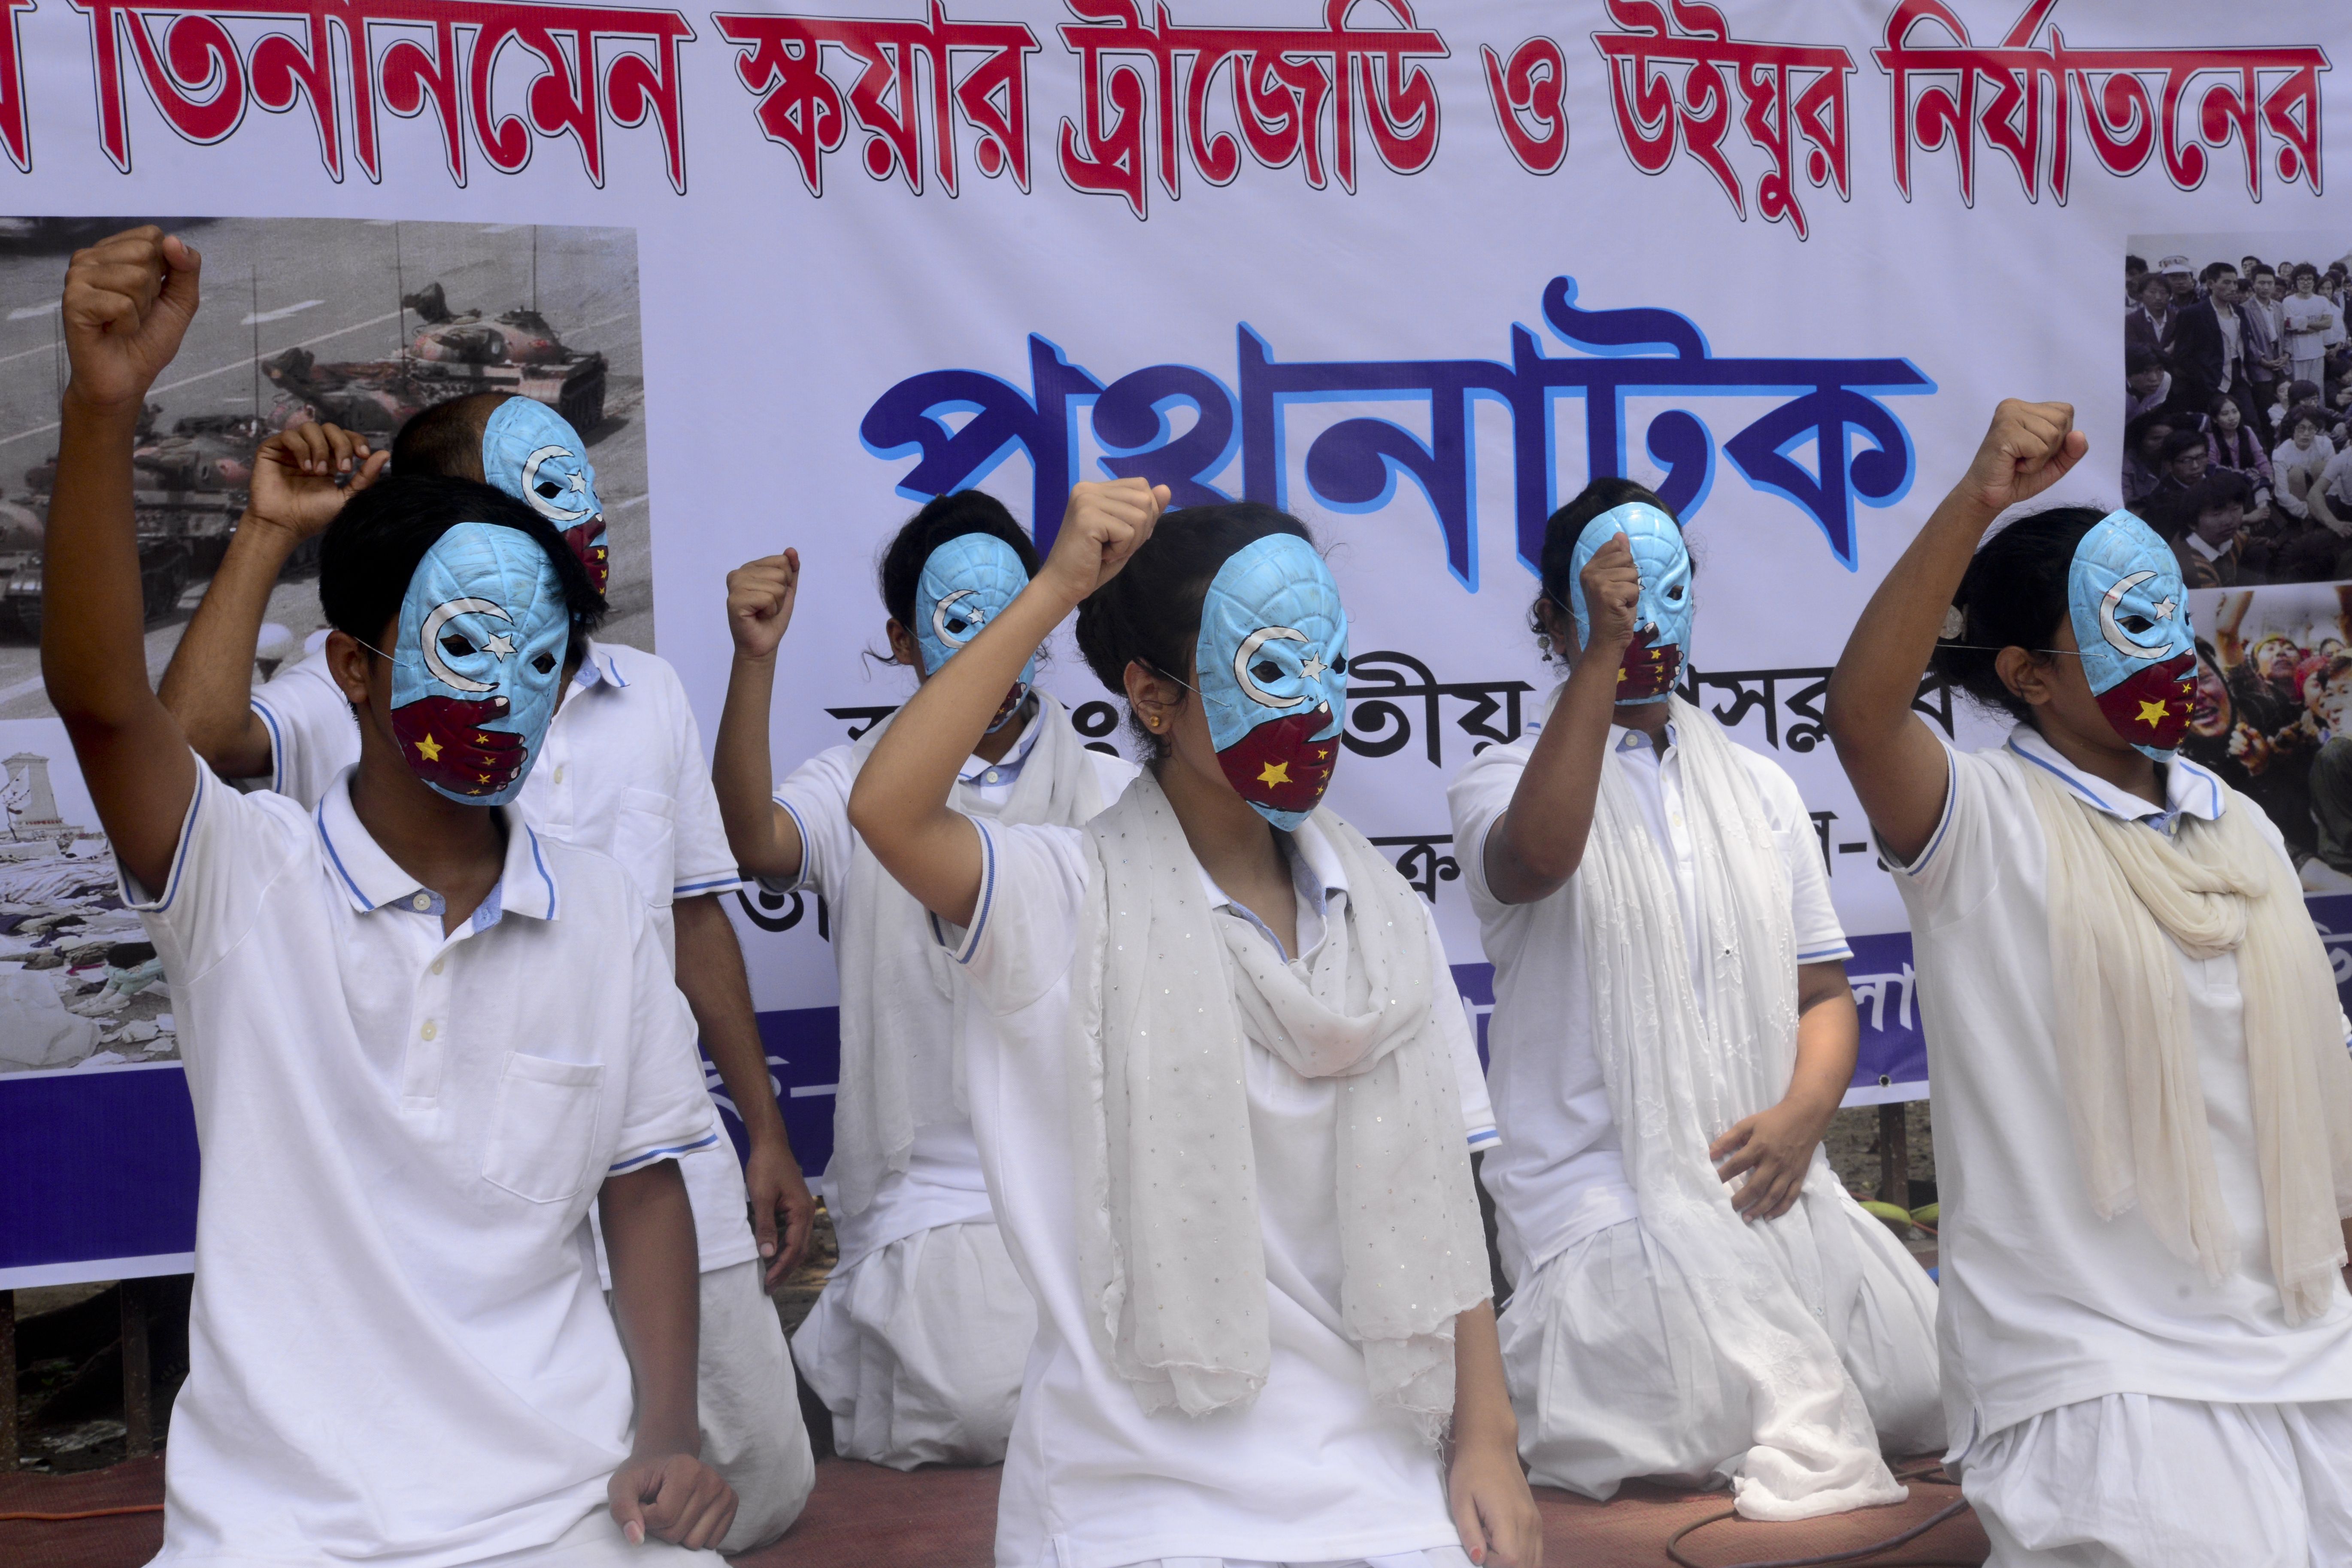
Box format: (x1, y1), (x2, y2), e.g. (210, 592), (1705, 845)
(939, 811), (1493, 1568)
(767, 706), (1137, 1271)
(249, 638), (754, 1278)
(136, 760), (723, 1567)
(1449, 699), (1852, 1286)
(1890, 725), (2352, 1454)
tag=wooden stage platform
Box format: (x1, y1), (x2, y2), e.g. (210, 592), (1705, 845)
(2, 1453), (1987, 1568)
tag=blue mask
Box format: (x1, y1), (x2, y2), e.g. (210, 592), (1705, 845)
(387, 523), (572, 804)
(2068, 510), (2196, 758)
(914, 533), (1037, 732)
(1196, 534), (1349, 831)
(481, 398), (607, 597)
(1564, 501), (1692, 703)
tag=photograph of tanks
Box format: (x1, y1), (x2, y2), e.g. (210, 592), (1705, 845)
(0, 218), (646, 1076)
(0, 216), (649, 718)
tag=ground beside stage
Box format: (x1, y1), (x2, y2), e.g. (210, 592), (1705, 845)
(2, 1452), (1987, 1568)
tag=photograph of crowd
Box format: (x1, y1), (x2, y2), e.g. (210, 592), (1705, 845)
(0, 218), (647, 1080)
(2124, 232), (2352, 587)
(2181, 582), (2352, 892)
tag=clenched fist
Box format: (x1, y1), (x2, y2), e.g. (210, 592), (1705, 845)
(727, 549), (800, 661)
(62, 226), (202, 412)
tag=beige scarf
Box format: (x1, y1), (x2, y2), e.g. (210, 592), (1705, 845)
(2019, 757), (2352, 1322)
(1065, 771), (1488, 1441)
(829, 692), (1106, 1218)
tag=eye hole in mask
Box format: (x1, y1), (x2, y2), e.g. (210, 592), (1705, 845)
(1251, 658), (1283, 683)
(531, 651), (557, 675)
(2118, 613), (2155, 634)
(945, 615), (972, 637)
(1331, 653), (1347, 674)
(534, 479), (565, 501)
(440, 633), (476, 659)
(1667, 583), (1686, 601)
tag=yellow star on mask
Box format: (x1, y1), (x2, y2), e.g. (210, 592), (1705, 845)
(1258, 759), (1292, 787)
(415, 734), (443, 763)
(2137, 698), (2171, 728)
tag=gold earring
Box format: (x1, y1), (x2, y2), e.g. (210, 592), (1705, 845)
(1147, 715), (1162, 730)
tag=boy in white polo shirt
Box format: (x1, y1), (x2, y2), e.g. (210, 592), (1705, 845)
(159, 399), (814, 1550)
(46, 227), (736, 1566)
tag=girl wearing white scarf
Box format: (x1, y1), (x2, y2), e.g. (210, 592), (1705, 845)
(712, 494), (1135, 1469)
(1453, 481), (1940, 1523)
(1828, 400), (2352, 1566)
(847, 479), (1542, 1568)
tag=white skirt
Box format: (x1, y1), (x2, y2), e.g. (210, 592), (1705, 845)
(791, 1219), (1036, 1469)
(1961, 1393), (2352, 1566)
(1499, 1186), (1943, 1504)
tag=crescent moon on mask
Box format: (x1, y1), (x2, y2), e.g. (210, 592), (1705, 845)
(1234, 626), (1308, 709)
(932, 588), (982, 647)
(419, 597), (511, 693)
(520, 446), (593, 522)
(2098, 572), (2166, 660)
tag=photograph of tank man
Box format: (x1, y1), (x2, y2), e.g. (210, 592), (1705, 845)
(0, 217), (649, 722)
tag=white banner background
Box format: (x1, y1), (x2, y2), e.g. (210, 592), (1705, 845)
(0, 0), (2348, 1276)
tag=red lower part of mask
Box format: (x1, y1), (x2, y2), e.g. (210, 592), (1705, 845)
(1616, 628), (1684, 702)
(2096, 652), (2197, 752)
(392, 694), (529, 798)
(1216, 707), (1340, 817)
(564, 522), (610, 597)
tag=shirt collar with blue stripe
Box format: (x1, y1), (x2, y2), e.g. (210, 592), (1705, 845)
(567, 637), (629, 695)
(315, 766), (561, 925)
(956, 700), (1046, 788)
(2004, 723), (2224, 838)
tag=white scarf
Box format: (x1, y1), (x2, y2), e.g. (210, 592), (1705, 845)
(1067, 772), (1488, 1441)
(2018, 758), (2352, 1323)
(1574, 697), (1904, 1519)
(829, 692), (1106, 1218)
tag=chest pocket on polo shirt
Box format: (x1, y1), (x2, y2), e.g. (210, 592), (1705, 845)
(482, 1052), (604, 1203)
(613, 788), (677, 909)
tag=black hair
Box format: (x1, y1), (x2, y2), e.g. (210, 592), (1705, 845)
(2253, 264), (2278, 280)
(875, 490), (1040, 642)
(1073, 500), (1312, 758)
(2180, 469), (2252, 518)
(2125, 254), (2147, 274)
(2160, 428), (2210, 464)
(2137, 272), (2174, 298)
(1532, 476), (1679, 647)
(2200, 260), (2237, 286)
(1931, 506), (2109, 728)
(389, 392), (511, 480)
(2125, 410), (2176, 455)
(2125, 348), (2160, 377)
(318, 473), (606, 655)
(2286, 402), (2327, 437)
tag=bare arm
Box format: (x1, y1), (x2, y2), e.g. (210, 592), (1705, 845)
(712, 551), (806, 880)
(159, 422), (384, 779)
(1824, 400), (2087, 865)
(599, 1159), (736, 1550)
(848, 480), (1165, 927)
(671, 892), (812, 1285)
(42, 229), (206, 895)
(1446, 1301), (1542, 1568)
(1707, 961), (1859, 1222)
(1480, 536), (1640, 905)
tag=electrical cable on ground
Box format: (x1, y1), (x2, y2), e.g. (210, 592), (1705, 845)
(0, 1502), (166, 1521)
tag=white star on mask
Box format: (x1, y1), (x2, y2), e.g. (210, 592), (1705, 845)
(1300, 654), (1328, 681)
(482, 632), (516, 658)
(2155, 597), (2177, 622)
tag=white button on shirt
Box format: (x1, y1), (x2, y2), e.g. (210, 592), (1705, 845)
(133, 760), (721, 1567)
(1891, 725), (2352, 1455)
(248, 637), (755, 1280)
(1448, 698), (1853, 1287)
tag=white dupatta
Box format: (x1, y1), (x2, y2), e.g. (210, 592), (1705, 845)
(1574, 696), (1904, 1519)
(1065, 772), (1489, 1442)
